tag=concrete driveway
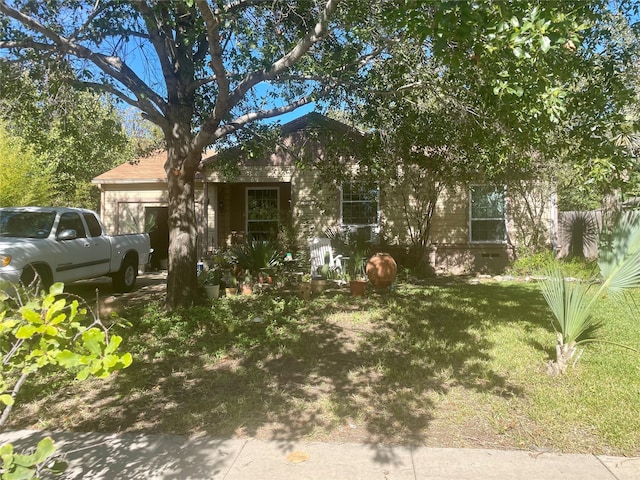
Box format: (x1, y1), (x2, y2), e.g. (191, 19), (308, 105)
(63, 270), (167, 317)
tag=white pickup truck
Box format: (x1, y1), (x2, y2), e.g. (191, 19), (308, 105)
(0, 206), (152, 292)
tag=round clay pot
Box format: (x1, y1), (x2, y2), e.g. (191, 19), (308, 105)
(365, 253), (397, 288)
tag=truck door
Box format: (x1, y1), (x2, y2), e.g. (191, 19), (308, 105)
(82, 212), (111, 277)
(54, 212), (109, 282)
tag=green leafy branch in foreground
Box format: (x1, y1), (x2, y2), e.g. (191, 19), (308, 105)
(540, 210), (640, 375)
(0, 437), (67, 480)
(0, 282), (132, 478)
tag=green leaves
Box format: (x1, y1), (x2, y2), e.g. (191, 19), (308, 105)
(0, 121), (54, 208)
(598, 210), (640, 296)
(540, 35), (551, 53)
(539, 269), (598, 346)
(57, 331), (132, 380)
(0, 437), (66, 480)
(0, 282), (132, 426)
(82, 329), (104, 357)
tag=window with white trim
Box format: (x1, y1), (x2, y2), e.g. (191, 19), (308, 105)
(247, 187), (279, 242)
(341, 182), (379, 227)
(470, 185), (506, 243)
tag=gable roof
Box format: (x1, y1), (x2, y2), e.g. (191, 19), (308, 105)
(201, 112), (365, 169)
(92, 150), (216, 184)
(92, 150), (167, 184)
(280, 111), (364, 136)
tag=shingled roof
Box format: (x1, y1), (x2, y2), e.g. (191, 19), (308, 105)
(92, 150), (167, 184)
(92, 150), (214, 184)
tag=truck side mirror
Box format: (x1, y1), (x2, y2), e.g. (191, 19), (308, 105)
(57, 229), (77, 241)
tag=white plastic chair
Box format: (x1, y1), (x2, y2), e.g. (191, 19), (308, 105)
(308, 237), (343, 277)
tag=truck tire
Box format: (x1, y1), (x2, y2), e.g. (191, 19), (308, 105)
(113, 256), (137, 293)
(21, 264), (53, 292)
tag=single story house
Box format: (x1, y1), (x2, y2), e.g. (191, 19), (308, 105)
(92, 113), (558, 274)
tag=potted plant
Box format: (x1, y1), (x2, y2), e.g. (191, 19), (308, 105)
(346, 241), (368, 297)
(234, 240), (282, 272)
(223, 270), (238, 296)
(240, 269), (253, 295)
(311, 260), (330, 293)
(198, 267), (222, 299)
(366, 252), (397, 289)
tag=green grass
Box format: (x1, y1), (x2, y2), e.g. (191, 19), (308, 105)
(9, 279), (640, 455)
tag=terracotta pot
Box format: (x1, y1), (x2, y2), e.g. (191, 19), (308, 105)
(349, 280), (367, 296)
(225, 287), (238, 297)
(365, 253), (397, 288)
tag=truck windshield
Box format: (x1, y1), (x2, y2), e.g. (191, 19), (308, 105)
(0, 211), (57, 239)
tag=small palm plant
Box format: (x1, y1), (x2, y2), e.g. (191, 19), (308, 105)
(540, 209), (640, 375)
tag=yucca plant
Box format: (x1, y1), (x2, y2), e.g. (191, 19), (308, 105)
(233, 240), (282, 272)
(540, 209), (640, 375)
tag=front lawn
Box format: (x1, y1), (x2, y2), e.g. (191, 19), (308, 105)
(9, 279), (640, 456)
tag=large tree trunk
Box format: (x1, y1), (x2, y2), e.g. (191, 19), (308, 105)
(165, 139), (202, 310)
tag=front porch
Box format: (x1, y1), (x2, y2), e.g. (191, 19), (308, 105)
(202, 181), (293, 252)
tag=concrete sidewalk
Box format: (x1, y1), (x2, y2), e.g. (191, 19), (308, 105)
(0, 429), (638, 479)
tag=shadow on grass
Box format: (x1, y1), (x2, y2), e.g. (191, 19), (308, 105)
(10, 280), (552, 452)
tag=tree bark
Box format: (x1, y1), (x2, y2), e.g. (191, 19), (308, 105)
(165, 135), (201, 310)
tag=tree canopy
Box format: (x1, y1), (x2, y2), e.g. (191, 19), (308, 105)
(1, 0), (638, 307)
(0, 120), (54, 207)
(0, 63), (136, 208)
(355, 2), (639, 186)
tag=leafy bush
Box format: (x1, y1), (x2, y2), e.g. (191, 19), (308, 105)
(508, 250), (556, 276)
(198, 267), (223, 286)
(508, 250), (597, 280)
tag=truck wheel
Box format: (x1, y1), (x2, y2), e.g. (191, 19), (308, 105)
(21, 264), (52, 292)
(113, 257), (137, 293)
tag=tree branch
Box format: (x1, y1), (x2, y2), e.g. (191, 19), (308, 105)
(0, 1), (168, 117)
(227, 0), (341, 109)
(208, 89), (328, 145)
(0, 372), (29, 428)
(133, 0), (181, 94)
(75, 81), (168, 128)
(69, 1), (109, 41)
(196, 0), (230, 126)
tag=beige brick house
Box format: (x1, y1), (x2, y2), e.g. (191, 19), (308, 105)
(93, 113), (558, 273)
